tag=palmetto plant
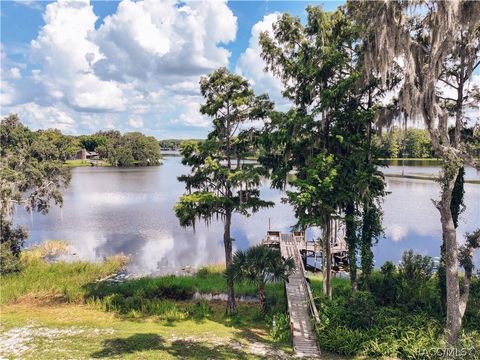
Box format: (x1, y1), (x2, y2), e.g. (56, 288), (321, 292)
(227, 245), (295, 314)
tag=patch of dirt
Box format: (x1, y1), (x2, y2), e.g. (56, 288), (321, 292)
(14, 292), (69, 306)
(0, 321), (114, 359)
(169, 334), (293, 359)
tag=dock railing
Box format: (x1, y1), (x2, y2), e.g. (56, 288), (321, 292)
(292, 237), (321, 328)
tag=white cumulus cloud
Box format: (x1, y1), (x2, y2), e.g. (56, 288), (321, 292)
(14, 102), (77, 134)
(236, 13), (290, 110)
(29, 0), (126, 112)
(93, 0), (236, 83)
(1, 0), (238, 136)
(176, 97), (210, 127)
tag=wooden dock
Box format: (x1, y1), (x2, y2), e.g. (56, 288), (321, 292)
(264, 231), (321, 358)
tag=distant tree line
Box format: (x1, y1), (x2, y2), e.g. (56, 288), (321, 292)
(375, 128), (434, 159)
(375, 127), (479, 159)
(159, 139), (203, 151)
(0, 119), (162, 168)
(79, 131), (161, 167)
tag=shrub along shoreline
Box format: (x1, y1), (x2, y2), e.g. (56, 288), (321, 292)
(308, 256), (480, 359)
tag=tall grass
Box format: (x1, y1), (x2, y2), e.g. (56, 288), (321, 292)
(85, 266), (286, 317)
(87, 270), (280, 300)
(1, 245), (285, 318)
(1, 255), (126, 304)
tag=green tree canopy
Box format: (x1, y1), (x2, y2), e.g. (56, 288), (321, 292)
(259, 6), (387, 295)
(82, 130), (161, 167)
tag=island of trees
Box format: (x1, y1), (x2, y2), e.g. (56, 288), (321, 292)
(77, 131), (162, 167)
(1, 116), (162, 169)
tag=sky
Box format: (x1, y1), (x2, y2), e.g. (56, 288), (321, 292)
(1, 0), (477, 139)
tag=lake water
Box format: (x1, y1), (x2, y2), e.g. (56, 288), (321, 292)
(15, 155), (480, 274)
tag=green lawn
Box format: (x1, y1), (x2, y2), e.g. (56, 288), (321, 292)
(0, 302), (293, 359)
(64, 159), (111, 167)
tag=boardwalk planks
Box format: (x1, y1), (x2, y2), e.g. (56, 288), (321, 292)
(280, 233), (321, 358)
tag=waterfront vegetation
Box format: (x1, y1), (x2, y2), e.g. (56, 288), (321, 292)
(376, 128), (435, 159)
(64, 159), (111, 167)
(1, 1), (480, 359)
(309, 267), (480, 359)
(2, 243), (479, 359)
(1, 246), (280, 308)
(78, 131), (162, 167)
(0, 116), (161, 170)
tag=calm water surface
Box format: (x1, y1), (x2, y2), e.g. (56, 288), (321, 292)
(15, 156), (480, 274)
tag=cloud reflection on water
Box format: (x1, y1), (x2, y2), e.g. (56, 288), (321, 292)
(14, 157), (480, 273)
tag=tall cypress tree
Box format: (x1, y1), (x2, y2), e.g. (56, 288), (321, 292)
(175, 68), (274, 315)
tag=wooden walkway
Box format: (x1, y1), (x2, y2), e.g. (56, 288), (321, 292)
(280, 234), (321, 358)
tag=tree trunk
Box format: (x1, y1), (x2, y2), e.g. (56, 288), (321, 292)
(360, 202), (372, 290)
(259, 280), (266, 314)
(345, 201), (358, 293)
(439, 167), (465, 315)
(360, 115), (375, 290)
(437, 170), (462, 346)
(224, 210), (237, 315)
(438, 238), (447, 315)
(323, 216), (332, 300)
(453, 53), (465, 148)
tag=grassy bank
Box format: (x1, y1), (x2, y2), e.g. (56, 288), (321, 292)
(0, 254), (284, 309)
(64, 159), (111, 167)
(1, 255), (126, 304)
(0, 245), (296, 359)
(384, 173), (480, 184)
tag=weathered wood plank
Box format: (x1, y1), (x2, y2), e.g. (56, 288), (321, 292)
(280, 233), (321, 358)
